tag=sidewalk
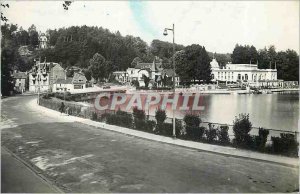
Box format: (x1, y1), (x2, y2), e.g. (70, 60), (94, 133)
(28, 99), (299, 168)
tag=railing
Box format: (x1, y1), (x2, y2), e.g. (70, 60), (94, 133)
(39, 96), (298, 144)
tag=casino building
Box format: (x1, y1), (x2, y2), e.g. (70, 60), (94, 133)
(210, 57), (282, 87)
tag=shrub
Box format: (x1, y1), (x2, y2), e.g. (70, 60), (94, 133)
(132, 107), (146, 121)
(100, 113), (111, 122)
(116, 110), (133, 128)
(185, 126), (205, 141)
(233, 114), (252, 147)
(183, 114), (203, 140)
(91, 112), (98, 121)
(131, 80), (139, 87)
(146, 120), (156, 132)
(254, 128), (269, 151)
(133, 107), (146, 129)
(183, 114), (201, 127)
(106, 114), (118, 125)
(155, 109), (166, 125)
(217, 125), (230, 145)
(157, 119), (182, 137)
(205, 123), (218, 142)
(271, 133), (298, 157)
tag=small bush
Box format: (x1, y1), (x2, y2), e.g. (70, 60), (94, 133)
(133, 107), (146, 129)
(217, 125), (230, 145)
(145, 120), (156, 132)
(100, 113), (111, 122)
(271, 133), (298, 157)
(183, 114), (201, 127)
(205, 123), (218, 142)
(155, 109), (167, 125)
(185, 126), (205, 141)
(116, 110), (133, 128)
(132, 107), (146, 120)
(233, 114), (252, 147)
(254, 128), (269, 151)
(91, 112), (98, 121)
(106, 112), (133, 128)
(156, 119), (182, 137)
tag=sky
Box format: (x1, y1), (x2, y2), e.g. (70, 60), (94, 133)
(2, 0), (299, 53)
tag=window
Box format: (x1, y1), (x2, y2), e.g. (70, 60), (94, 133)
(212, 74), (214, 79)
(245, 74), (248, 80)
(238, 74), (241, 80)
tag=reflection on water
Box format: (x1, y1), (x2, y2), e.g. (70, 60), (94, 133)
(159, 92), (299, 131)
(91, 91), (298, 131)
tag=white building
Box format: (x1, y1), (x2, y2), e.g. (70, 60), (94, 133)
(113, 57), (181, 87)
(29, 61), (66, 93)
(39, 33), (48, 49)
(52, 72), (87, 93)
(210, 58), (278, 87)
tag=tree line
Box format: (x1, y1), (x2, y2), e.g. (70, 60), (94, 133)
(232, 44), (299, 81)
(1, 22), (299, 95)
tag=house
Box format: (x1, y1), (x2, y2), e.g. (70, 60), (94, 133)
(112, 71), (128, 83)
(52, 72), (87, 93)
(12, 71), (27, 93)
(117, 57), (164, 87)
(28, 60), (65, 93)
(49, 63), (66, 90)
(52, 78), (73, 92)
(29, 61), (51, 93)
(39, 33), (48, 49)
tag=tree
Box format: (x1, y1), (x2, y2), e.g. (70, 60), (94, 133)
(88, 53), (107, 81)
(1, 3), (9, 22)
(185, 44), (211, 83)
(84, 69), (92, 81)
(232, 44), (258, 64)
(276, 49), (299, 81)
(150, 39), (184, 59)
(28, 24), (39, 48)
(63, 1), (72, 10)
(174, 50), (190, 83)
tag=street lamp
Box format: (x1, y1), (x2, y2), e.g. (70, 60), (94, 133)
(163, 24), (176, 138)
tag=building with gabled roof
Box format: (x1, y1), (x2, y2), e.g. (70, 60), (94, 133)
(52, 72), (88, 93)
(12, 71), (28, 93)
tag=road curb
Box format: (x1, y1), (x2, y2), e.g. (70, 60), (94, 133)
(30, 99), (299, 168)
(1, 146), (67, 193)
(76, 121), (299, 168)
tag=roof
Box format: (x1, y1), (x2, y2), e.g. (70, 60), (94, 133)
(12, 72), (27, 79)
(136, 63), (153, 69)
(210, 58), (219, 69)
(72, 72), (87, 84)
(54, 78), (72, 84)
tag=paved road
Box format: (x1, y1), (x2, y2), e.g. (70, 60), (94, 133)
(1, 96), (299, 193)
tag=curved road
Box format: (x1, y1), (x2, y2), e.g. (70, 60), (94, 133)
(1, 95), (299, 193)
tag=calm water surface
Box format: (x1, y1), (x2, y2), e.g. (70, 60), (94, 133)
(164, 92), (299, 131)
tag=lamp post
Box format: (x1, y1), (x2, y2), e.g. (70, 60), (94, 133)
(163, 24), (176, 138)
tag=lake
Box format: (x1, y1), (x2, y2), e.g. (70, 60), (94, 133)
(152, 91), (299, 132)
